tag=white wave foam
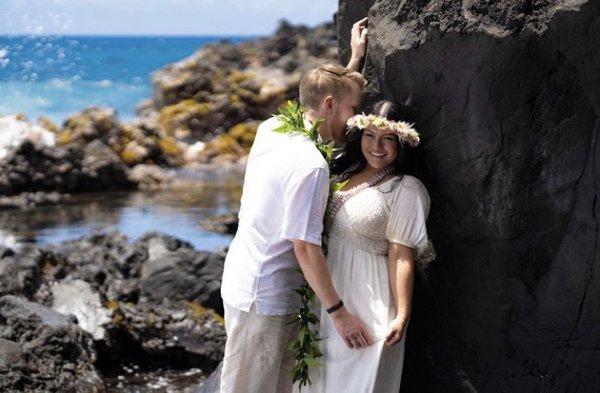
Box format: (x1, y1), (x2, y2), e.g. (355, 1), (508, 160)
(0, 115), (56, 161)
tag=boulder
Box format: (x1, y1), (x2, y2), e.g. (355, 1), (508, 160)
(337, 1), (600, 392)
(0, 295), (104, 392)
(79, 139), (137, 191)
(0, 246), (44, 298)
(0, 116), (137, 196)
(138, 233), (226, 314)
(199, 212), (239, 236)
(102, 298), (225, 372)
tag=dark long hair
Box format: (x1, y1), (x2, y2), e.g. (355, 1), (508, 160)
(331, 100), (417, 177)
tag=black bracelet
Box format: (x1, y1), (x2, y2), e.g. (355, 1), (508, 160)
(326, 299), (344, 314)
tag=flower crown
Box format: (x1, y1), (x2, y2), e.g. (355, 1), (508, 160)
(347, 114), (420, 147)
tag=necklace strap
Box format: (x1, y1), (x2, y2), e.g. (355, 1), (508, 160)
(326, 165), (394, 227)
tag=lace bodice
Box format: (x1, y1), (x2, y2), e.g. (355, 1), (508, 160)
(325, 175), (436, 270)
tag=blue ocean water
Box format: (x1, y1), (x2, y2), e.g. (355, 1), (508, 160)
(0, 35), (248, 123)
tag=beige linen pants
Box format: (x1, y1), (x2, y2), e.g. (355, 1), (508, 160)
(219, 301), (297, 393)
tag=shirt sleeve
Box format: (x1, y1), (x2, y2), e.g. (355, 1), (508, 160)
(386, 177), (431, 255)
(280, 166), (330, 245)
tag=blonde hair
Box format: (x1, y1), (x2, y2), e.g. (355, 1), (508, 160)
(299, 64), (366, 110)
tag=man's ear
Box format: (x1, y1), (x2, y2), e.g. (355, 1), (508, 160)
(324, 95), (334, 111)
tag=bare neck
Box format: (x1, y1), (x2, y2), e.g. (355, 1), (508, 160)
(304, 110), (331, 142)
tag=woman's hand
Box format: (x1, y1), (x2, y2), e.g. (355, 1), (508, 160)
(384, 315), (408, 346)
(347, 17), (368, 72)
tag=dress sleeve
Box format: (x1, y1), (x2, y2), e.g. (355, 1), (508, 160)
(280, 166), (330, 246)
(386, 177), (436, 269)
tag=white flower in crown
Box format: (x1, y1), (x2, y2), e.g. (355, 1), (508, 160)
(346, 113), (421, 147)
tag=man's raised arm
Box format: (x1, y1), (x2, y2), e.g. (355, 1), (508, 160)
(346, 17), (368, 72)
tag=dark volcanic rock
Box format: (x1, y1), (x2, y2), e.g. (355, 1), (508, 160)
(102, 298), (225, 372)
(0, 295), (104, 392)
(199, 212), (239, 235)
(138, 232), (226, 315)
(338, 1), (600, 392)
(0, 138), (136, 197)
(0, 191), (69, 210)
(146, 20), (338, 143)
(27, 231), (226, 374)
(0, 246), (47, 299)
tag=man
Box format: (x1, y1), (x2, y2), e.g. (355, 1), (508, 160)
(220, 19), (370, 393)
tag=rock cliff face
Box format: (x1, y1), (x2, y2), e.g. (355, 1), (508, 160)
(338, 1), (600, 392)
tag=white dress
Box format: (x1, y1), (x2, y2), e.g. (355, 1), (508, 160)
(304, 174), (434, 393)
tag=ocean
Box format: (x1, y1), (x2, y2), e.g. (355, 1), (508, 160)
(0, 35), (249, 124)
(0, 35), (249, 251)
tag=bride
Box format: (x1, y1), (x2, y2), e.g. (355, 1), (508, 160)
(299, 16), (436, 393)
(286, 17), (435, 393)
(306, 98), (436, 392)
(307, 95), (435, 393)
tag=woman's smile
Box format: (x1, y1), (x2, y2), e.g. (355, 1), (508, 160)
(361, 126), (398, 169)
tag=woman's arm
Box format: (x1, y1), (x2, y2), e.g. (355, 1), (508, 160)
(385, 242), (415, 346)
(346, 17), (368, 72)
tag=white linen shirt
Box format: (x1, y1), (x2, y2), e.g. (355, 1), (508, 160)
(221, 117), (330, 315)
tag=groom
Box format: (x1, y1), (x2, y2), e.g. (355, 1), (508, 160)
(219, 60), (371, 393)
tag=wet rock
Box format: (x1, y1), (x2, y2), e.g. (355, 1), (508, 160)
(1, 230), (228, 376)
(51, 279), (112, 340)
(0, 117), (137, 196)
(199, 212), (239, 235)
(60, 107), (119, 144)
(338, 1), (600, 391)
(43, 231), (145, 299)
(56, 107), (187, 168)
(0, 246), (45, 299)
(79, 139), (137, 191)
(128, 164), (172, 191)
(138, 233), (226, 314)
(0, 191), (69, 210)
(102, 298), (225, 372)
(0, 295), (104, 392)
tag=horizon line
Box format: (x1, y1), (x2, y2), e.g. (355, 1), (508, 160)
(0, 33), (263, 38)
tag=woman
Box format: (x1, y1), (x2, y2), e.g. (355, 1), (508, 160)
(308, 99), (436, 393)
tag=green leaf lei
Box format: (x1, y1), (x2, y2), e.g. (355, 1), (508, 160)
(273, 100), (339, 389)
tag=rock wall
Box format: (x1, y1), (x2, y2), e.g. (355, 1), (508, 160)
(338, 1), (600, 392)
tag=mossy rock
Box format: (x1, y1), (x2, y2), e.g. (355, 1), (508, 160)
(121, 141), (149, 166)
(157, 99), (216, 135)
(227, 69), (253, 85)
(208, 134), (243, 156)
(187, 301), (225, 326)
(235, 87), (259, 104)
(228, 121), (258, 148)
(158, 136), (183, 156)
(56, 130), (75, 145)
(37, 116), (60, 133)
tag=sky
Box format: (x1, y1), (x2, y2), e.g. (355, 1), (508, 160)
(0, 0), (338, 36)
